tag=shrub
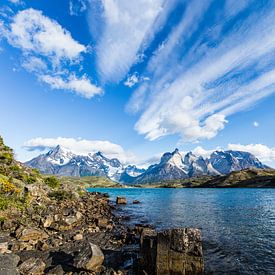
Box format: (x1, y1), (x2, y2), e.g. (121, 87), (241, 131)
(26, 175), (37, 184)
(44, 176), (60, 189)
(48, 190), (73, 201)
(0, 177), (20, 194)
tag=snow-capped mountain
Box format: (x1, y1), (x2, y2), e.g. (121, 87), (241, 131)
(131, 148), (268, 184)
(26, 145), (268, 184)
(25, 145), (125, 181)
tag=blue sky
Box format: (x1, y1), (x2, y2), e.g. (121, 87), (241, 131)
(0, 0), (275, 167)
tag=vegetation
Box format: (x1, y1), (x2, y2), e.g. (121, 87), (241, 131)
(138, 168), (275, 188)
(44, 176), (60, 189)
(57, 175), (122, 188)
(48, 190), (74, 201)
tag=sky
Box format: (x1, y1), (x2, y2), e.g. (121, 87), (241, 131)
(0, 0), (275, 167)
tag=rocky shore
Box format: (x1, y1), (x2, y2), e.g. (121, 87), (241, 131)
(0, 187), (204, 274)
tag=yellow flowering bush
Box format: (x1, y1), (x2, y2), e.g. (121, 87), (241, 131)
(0, 177), (20, 194)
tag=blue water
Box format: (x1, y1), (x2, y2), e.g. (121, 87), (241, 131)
(88, 188), (275, 274)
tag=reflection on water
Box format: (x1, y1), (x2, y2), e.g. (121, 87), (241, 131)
(88, 188), (275, 274)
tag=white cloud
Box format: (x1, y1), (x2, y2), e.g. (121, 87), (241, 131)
(23, 137), (136, 164)
(22, 56), (47, 72)
(124, 73), (139, 88)
(90, 0), (168, 82)
(8, 9), (86, 61)
(253, 121), (259, 127)
(128, 1), (275, 142)
(4, 8), (102, 98)
(124, 72), (150, 88)
(40, 74), (102, 98)
(69, 0), (88, 16)
(8, 0), (24, 4)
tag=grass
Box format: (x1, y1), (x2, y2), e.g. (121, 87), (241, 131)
(57, 175), (122, 188)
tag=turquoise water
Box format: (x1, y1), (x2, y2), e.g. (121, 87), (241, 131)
(88, 188), (275, 274)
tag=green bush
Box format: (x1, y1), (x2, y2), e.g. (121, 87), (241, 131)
(44, 176), (60, 189)
(48, 190), (73, 201)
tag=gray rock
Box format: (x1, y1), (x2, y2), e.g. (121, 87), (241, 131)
(73, 243), (104, 271)
(0, 253), (20, 275)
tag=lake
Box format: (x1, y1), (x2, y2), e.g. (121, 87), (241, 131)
(88, 188), (275, 274)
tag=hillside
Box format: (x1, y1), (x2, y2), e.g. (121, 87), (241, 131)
(138, 168), (275, 188)
(0, 136), (139, 274)
(57, 175), (121, 188)
(197, 168), (275, 188)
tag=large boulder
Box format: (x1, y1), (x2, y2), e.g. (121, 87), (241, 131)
(156, 228), (204, 274)
(116, 197), (127, 204)
(0, 253), (20, 275)
(18, 257), (45, 275)
(139, 228), (204, 275)
(73, 243), (104, 271)
(16, 227), (48, 243)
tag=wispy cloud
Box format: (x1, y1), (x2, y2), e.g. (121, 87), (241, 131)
(128, 1), (275, 142)
(3, 8), (102, 98)
(253, 121), (259, 128)
(23, 137), (136, 164)
(89, 0), (169, 83)
(69, 0), (88, 16)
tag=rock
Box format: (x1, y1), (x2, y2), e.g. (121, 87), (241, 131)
(73, 243), (104, 271)
(16, 227), (48, 243)
(1, 219), (17, 231)
(0, 242), (10, 254)
(156, 228), (204, 274)
(139, 228), (157, 274)
(116, 197), (127, 204)
(46, 265), (64, 275)
(42, 215), (54, 228)
(73, 233), (83, 241)
(97, 217), (109, 228)
(18, 257), (45, 275)
(133, 200), (140, 204)
(0, 253), (20, 275)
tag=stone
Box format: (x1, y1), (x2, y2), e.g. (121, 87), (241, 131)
(0, 242), (10, 254)
(42, 215), (54, 228)
(73, 233), (83, 241)
(156, 228), (204, 275)
(16, 227), (48, 242)
(133, 200), (140, 204)
(116, 197), (127, 204)
(139, 228), (157, 274)
(18, 257), (45, 275)
(73, 243), (104, 271)
(46, 265), (64, 275)
(97, 217), (109, 228)
(0, 253), (20, 275)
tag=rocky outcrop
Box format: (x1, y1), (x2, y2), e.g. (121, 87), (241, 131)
(139, 228), (204, 275)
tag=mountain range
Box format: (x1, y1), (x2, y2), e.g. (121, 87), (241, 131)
(25, 145), (268, 184)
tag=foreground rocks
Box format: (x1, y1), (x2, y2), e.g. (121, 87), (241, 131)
(0, 187), (204, 274)
(139, 228), (204, 275)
